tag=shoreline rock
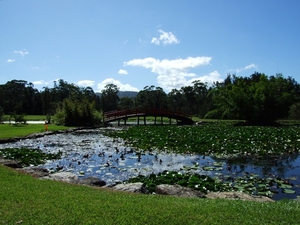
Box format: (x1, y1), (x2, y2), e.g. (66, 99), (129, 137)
(0, 160), (276, 202)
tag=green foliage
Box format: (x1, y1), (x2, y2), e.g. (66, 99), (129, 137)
(107, 125), (300, 157)
(101, 83), (120, 111)
(53, 108), (66, 125)
(0, 106), (3, 122)
(136, 85), (168, 109)
(128, 170), (226, 194)
(93, 110), (103, 125)
(0, 148), (62, 166)
(206, 73), (300, 123)
(127, 169), (295, 198)
(289, 102), (300, 120)
(9, 113), (27, 125)
(54, 97), (102, 126)
(118, 96), (135, 110)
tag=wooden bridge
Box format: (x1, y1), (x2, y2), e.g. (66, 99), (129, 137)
(103, 108), (194, 125)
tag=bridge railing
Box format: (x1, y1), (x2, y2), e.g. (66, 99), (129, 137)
(103, 108), (191, 120)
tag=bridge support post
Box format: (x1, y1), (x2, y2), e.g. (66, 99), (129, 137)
(137, 116), (140, 125)
(154, 116), (157, 125)
(144, 116), (146, 125)
(161, 117), (163, 125)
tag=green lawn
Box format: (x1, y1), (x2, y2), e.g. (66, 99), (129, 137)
(1, 121), (300, 224)
(0, 165), (300, 225)
(3, 114), (47, 121)
(0, 123), (69, 139)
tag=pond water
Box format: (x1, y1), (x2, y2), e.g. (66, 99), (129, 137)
(1, 128), (299, 201)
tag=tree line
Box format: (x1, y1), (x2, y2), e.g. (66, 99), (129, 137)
(0, 72), (300, 126)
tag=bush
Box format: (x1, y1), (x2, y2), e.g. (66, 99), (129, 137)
(53, 97), (103, 126)
(289, 102), (300, 120)
(0, 107), (3, 122)
(12, 113), (27, 125)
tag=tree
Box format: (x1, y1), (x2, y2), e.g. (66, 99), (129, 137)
(167, 81), (210, 117)
(101, 84), (120, 112)
(206, 72), (300, 124)
(118, 97), (135, 110)
(135, 85), (167, 109)
(0, 106), (3, 122)
(0, 80), (39, 114)
(54, 97), (102, 126)
(289, 102), (300, 120)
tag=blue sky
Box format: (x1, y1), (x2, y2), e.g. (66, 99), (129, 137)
(1, 0), (300, 93)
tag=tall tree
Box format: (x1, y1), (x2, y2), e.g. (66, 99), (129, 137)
(135, 85), (167, 109)
(118, 97), (135, 110)
(206, 72), (300, 124)
(101, 84), (120, 112)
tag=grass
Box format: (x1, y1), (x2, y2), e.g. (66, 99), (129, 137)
(0, 124), (70, 139)
(1, 165), (300, 225)
(1, 120), (300, 224)
(3, 114), (48, 121)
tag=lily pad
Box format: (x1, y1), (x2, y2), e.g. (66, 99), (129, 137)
(282, 189), (296, 194)
(279, 184), (293, 189)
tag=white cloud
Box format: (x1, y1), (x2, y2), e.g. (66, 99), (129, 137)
(124, 56), (214, 91)
(97, 78), (139, 92)
(235, 63), (257, 73)
(118, 69), (128, 75)
(78, 80), (95, 87)
(14, 50), (28, 56)
(6, 59), (15, 63)
(187, 71), (223, 86)
(151, 29), (180, 45)
(32, 80), (48, 86)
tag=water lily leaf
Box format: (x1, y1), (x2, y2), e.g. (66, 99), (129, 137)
(286, 177), (297, 181)
(257, 184), (268, 188)
(279, 184), (293, 189)
(213, 162), (224, 167)
(203, 166), (215, 171)
(282, 189), (295, 194)
(182, 165), (198, 171)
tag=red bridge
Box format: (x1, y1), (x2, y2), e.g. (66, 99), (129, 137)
(103, 108), (194, 125)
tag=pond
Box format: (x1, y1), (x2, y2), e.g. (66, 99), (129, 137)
(1, 128), (299, 201)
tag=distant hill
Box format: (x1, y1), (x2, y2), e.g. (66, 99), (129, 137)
(96, 91), (138, 98)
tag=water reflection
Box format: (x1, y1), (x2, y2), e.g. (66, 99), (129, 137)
(0, 128), (299, 200)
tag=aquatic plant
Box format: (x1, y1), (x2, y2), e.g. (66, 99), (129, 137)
(0, 147), (62, 166)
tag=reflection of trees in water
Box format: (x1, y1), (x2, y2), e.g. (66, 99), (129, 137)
(212, 153), (299, 178)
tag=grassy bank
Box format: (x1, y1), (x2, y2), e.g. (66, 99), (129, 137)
(3, 114), (48, 121)
(1, 122), (300, 224)
(1, 165), (300, 225)
(0, 124), (70, 139)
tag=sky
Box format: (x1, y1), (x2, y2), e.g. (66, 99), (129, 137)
(1, 0), (300, 93)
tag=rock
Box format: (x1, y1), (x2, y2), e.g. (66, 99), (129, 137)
(205, 191), (275, 202)
(42, 172), (79, 183)
(19, 167), (49, 177)
(78, 177), (106, 187)
(155, 184), (206, 198)
(113, 182), (144, 193)
(0, 158), (22, 168)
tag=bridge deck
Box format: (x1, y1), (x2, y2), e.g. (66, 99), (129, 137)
(104, 109), (194, 125)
